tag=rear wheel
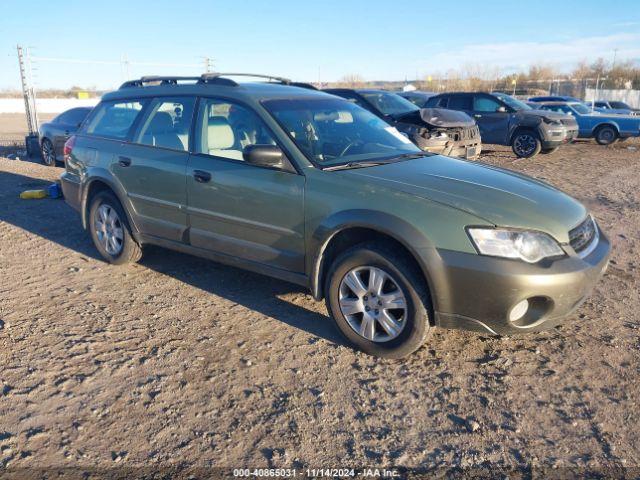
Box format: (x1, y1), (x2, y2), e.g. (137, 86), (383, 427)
(325, 242), (431, 358)
(88, 191), (142, 265)
(511, 131), (542, 158)
(595, 125), (617, 145)
(540, 147), (559, 155)
(41, 139), (56, 166)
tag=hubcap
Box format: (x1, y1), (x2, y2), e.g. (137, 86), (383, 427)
(42, 141), (54, 165)
(514, 134), (536, 156)
(599, 129), (614, 143)
(338, 266), (407, 342)
(94, 204), (124, 256)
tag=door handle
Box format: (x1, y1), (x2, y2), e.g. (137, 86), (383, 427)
(474, 114), (482, 118)
(193, 170), (212, 183)
(118, 156), (132, 167)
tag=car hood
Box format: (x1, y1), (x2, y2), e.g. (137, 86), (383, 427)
(515, 109), (568, 123)
(345, 155), (586, 243)
(394, 108), (475, 128)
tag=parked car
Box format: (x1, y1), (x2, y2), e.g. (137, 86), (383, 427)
(593, 100), (639, 116)
(529, 95), (583, 103)
(323, 88), (481, 159)
(536, 101), (640, 145)
(61, 73), (610, 358)
(396, 90), (437, 108)
(425, 92), (577, 157)
(39, 107), (93, 166)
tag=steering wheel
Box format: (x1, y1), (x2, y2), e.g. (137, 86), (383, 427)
(339, 140), (365, 157)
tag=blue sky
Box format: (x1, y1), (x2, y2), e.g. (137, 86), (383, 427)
(1, 0), (639, 90)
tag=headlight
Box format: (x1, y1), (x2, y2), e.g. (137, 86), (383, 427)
(542, 117), (562, 126)
(467, 228), (565, 263)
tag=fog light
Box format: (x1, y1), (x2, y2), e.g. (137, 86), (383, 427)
(509, 299), (529, 322)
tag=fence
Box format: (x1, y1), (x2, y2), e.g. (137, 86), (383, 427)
(584, 88), (640, 108)
(0, 97), (100, 114)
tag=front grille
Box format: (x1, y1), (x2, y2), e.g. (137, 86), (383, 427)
(569, 216), (597, 254)
(450, 125), (480, 142)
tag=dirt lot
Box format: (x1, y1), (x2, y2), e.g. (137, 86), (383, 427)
(1, 115), (639, 477)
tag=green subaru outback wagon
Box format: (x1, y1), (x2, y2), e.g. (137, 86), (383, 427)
(60, 73), (610, 358)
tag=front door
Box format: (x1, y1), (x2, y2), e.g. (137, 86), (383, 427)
(112, 96), (195, 242)
(472, 95), (511, 144)
(186, 97), (305, 273)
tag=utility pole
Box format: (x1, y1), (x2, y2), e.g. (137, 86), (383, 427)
(203, 57), (214, 73)
(612, 48), (618, 70)
(17, 45), (39, 136)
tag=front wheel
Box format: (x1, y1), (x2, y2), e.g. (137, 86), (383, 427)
(511, 131), (542, 158)
(325, 242), (432, 358)
(595, 125), (617, 145)
(88, 191), (142, 265)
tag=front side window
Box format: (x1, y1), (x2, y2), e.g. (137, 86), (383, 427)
(195, 98), (277, 161)
(474, 96), (503, 112)
(85, 100), (144, 139)
(135, 97), (195, 151)
(263, 97), (420, 167)
(492, 93), (530, 111)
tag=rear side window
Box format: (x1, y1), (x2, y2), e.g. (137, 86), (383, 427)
(448, 95), (473, 110)
(85, 100), (144, 139)
(134, 97), (195, 151)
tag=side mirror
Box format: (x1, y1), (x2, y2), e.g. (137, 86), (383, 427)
(243, 145), (293, 172)
(496, 106), (507, 113)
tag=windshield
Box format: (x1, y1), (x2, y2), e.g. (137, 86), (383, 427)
(263, 97), (421, 167)
(360, 91), (420, 117)
(571, 103), (591, 114)
(609, 101), (630, 109)
(492, 93), (531, 111)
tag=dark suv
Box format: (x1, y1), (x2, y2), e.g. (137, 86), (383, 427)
(324, 88), (481, 159)
(60, 74), (609, 358)
(425, 92), (577, 157)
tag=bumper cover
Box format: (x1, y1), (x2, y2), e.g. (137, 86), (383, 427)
(429, 229), (611, 335)
(60, 171), (82, 212)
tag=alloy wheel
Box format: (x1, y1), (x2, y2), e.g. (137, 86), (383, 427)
(41, 140), (55, 166)
(514, 134), (536, 157)
(338, 266), (407, 342)
(94, 204), (124, 256)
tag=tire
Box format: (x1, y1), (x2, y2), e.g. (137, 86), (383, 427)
(540, 147), (559, 155)
(88, 191), (142, 265)
(324, 242), (432, 358)
(41, 138), (56, 166)
(511, 131), (542, 158)
(595, 125), (617, 145)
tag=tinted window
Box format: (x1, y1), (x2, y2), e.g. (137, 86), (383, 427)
(195, 99), (277, 162)
(474, 96), (503, 112)
(56, 108), (90, 125)
(135, 97), (195, 151)
(424, 96), (447, 108)
(85, 100), (144, 139)
(264, 97), (419, 166)
(448, 95), (472, 110)
(609, 101), (630, 109)
(594, 102), (608, 108)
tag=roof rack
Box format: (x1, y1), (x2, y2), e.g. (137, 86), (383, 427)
(119, 73), (308, 90)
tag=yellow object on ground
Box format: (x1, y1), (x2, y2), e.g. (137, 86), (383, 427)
(20, 189), (48, 199)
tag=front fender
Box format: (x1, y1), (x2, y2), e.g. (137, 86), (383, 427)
(308, 209), (435, 300)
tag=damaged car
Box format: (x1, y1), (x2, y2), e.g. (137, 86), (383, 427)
(323, 88), (482, 159)
(426, 92), (577, 157)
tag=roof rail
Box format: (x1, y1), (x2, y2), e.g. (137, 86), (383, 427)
(200, 72), (292, 85)
(119, 76), (201, 89)
(119, 73), (309, 90)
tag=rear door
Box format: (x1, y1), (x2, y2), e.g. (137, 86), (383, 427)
(113, 96), (195, 242)
(471, 94), (510, 144)
(186, 97), (305, 273)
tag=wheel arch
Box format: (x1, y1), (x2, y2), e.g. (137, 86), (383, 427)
(309, 211), (437, 315)
(81, 173), (139, 237)
(592, 122), (620, 136)
(509, 125), (539, 145)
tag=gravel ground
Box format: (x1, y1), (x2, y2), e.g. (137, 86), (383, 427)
(0, 125), (639, 477)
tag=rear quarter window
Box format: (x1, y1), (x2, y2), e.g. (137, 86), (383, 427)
(84, 100), (145, 139)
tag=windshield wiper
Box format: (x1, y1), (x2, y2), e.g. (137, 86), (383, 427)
(323, 152), (427, 171)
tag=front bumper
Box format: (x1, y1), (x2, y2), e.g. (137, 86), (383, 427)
(428, 229), (611, 335)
